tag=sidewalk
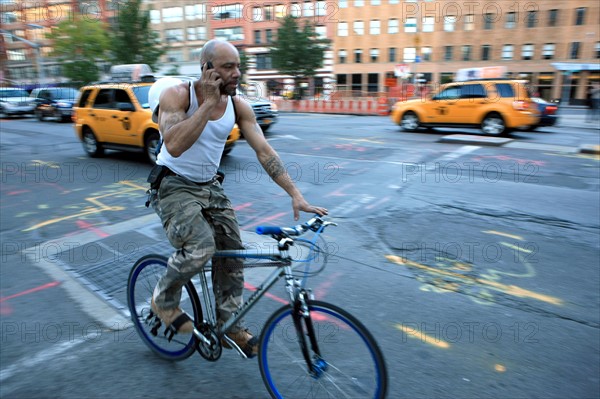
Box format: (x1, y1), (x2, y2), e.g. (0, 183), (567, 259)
(556, 112), (600, 131)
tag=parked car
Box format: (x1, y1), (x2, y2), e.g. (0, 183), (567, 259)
(73, 79), (239, 165)
(390, 79), (540, 136)
(521, 97), (559, 131)
(30, 87), (79, 122)
(0, 87), (36, 118)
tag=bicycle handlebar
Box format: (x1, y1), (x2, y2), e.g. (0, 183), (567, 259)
(256, 215), (331, 237)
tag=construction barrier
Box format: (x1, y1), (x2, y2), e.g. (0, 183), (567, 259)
(377, 97), (389, 116)
(274, 99), (389, 116)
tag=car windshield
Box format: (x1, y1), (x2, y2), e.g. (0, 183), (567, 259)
(51, 88), (79, 100)
(132, 85), (152, 108)
(1, 89), (29, 98)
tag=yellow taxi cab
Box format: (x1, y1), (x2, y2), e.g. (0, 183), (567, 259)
(73, 74), (239, 165)
(391, 77), (540, 136)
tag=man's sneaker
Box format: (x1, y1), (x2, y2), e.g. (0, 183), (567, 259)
(151, 297), (194, 334)
(222, 329), (259, 358)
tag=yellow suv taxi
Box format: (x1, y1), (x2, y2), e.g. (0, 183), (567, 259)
(73, 78), (239, 164)
(391, 79), (540, 136)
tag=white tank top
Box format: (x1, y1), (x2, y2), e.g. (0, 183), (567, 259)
(157, 82), (235, 182)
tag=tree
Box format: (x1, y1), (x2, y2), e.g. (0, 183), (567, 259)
(111, 0), (165, 70)
(270, 15), (330, 98)
(46, 18), (110, 84)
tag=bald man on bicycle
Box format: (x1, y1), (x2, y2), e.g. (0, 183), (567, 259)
(146, 38), (327, 357)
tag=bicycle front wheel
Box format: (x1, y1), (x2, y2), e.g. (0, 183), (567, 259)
(259, 300), (388, 399)
(127, 254), (202, 361)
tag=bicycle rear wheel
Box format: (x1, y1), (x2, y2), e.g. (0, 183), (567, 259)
(259, 300), (388, 398)
(127, 254), (202, 361)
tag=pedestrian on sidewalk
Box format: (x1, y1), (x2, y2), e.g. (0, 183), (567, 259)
(586, 83), (600, 123)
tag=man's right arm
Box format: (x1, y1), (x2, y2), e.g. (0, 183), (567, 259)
(158, 84), (217, 158)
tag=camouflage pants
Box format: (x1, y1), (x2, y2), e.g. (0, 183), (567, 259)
(151, 174), (245, 332)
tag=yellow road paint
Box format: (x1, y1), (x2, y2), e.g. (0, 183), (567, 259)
(31, 160), (60, 168)
(483, 230), (523, 241)
(386, 255), (562, 305)
(494, 364), (507, 373)
(500, 241), (533, 254)
(23, 181), (146, 232)
(395, 324), (451, 349)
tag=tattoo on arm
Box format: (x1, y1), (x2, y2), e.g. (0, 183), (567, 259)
(263, 155), (286, 180)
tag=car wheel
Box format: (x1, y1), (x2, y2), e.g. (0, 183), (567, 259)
(145, 131), (160, 165)
(481, 113), (506, 136)
(82, 127), (104, 157)
(36, 109), (45, 121)
(400, 111), (420, 132)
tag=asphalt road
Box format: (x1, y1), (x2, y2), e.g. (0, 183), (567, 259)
(0, 110), (599, 399)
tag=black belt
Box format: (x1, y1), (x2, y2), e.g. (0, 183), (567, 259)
(164, 167), (217, 185)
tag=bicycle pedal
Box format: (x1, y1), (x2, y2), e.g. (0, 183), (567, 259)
(150, 318), (162, 336)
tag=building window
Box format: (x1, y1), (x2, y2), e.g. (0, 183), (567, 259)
(423, 16), (434, 32)
(464, 14), (474, 31)
(266, 29), (273, 43)
(371, 0), (381, 6)
(444, 46), (453, 61)
(264, 6), (272, 20)
(367, 73), (378, 93)
(353, 21), (364, 35)
(185, 4), (206, 20)
(462, 45), (472, 61)
(421, 46), (432, 61)
(388, 19), (399, 34)
(522, 44), (534, 60)
(502, 44), (513, 60)
(187, 26), (207, 41)
(339, 49), (347, 63)
(254, 30), (261, 44)
(505, 12), (516, 28)
(404, 47), (416, 62)
(405, 17), (417, 33)
(212, 3), (242, 20)
(275, 4), (286, 18)
(339, 0), (347, 8)
(388, 48), (396, 62)
(370, 48), (379, 62)
(315, 25), (326, 39)
(481, 45), (491, 61)
(355, 0), (364, 6)
(256, 54), (272, 70)
(338, 22), (348, 36)
(252, 6), (262, 21)
(163, 7), (183, 22)
(542, 43), (555, 59)
(165, 28), (183, 42)
(444, 16), (456, 32)
(484, 13), (494, 30)
(214, 27), (244, 41)
(316, 1), (326, 16)
(303, 1), (314, 17)
(526, 11), (537, 28)
(370, 20), (380, 35)
(290, 3), (301, 17)
(354, 49), (362, 63)
(570, 42), (580, 59)
(575, 8), (586, 25)
(150, 10), (161, 24)
(548, 9), (558, 26)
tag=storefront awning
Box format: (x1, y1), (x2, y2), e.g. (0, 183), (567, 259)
(551, 62), (600, 71)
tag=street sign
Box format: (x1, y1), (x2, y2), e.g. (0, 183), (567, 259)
(415, 55), (421, 63)
(395, 63), (410, 77)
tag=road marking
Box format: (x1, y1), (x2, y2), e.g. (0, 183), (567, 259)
(395, 324), (451, 349)
(386, 255), (563, 305)
(0, 281), (61, 303)
(483, 230), (523, 241)
(436, 145), (480, 161)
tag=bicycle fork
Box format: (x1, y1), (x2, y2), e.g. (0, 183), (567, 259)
(292, 289), (328, 378)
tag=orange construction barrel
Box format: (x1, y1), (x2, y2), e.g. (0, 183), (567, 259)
(377, 97), (389, 116)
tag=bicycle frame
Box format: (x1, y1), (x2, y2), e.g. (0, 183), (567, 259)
(194, 226), (326, 349)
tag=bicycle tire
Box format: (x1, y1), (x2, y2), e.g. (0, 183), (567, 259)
(127, 254), (202, 361)
(258, 300), (388, 398)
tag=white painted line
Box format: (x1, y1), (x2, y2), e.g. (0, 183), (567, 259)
(436, 145), (480, 161)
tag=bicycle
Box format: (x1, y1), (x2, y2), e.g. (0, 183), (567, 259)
(127, 215), (388, 398)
